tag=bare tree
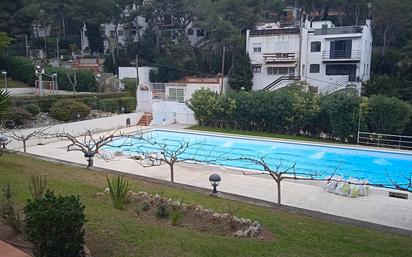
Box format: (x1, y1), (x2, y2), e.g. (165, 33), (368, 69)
(235, 156), (412, 204)
(129, 136), (218, 183)
(66, 72), (77, 95)
(7, 127), (49, 153)
(56, 129), (123, 167)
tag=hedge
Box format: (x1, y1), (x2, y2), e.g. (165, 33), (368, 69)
(188, 88), (412, 142)
(0, 56), (36, 85)
(10, 92), (132, 112)
(98, 97), (136, 113)
(49, 100), (91, 121)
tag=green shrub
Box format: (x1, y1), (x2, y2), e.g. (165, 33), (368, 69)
(49, 100), (91, 121)
(121, 78), (137, 95)
(10, 92), (132, 113)
(99, 97), (135, 113)
(106, 175), (131, 210)
(24, 191), (86, 257)
(24, 104), (40, 115)
(5, 107), (33, 125)
(6, 56), (36, 85)
(155, 199), (170, 219)
(0, 183), (23, 234)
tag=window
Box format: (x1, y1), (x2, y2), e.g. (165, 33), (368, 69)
(330, 40), (352, 58)
(267, 67), (295, 75)
(187, 28), (194, 35)
(109, 30), (116, 38)
(309, 64), (320, 73)
(326, 64), (357, 81)
(252, 65), (261, 73)
(168, 88), (185, 103)
(252, 43), (262, 53)
(311, 41), (321, 52)
(118, 30), (124, 36)
(196, 29), (205, 37)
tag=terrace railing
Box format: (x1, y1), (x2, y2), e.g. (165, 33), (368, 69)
(357, 132), (412, 150)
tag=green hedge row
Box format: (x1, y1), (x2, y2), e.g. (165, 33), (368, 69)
(0, 56), (97, 92)
(10, 93), (135, 113)
(188, 87), (412, 142)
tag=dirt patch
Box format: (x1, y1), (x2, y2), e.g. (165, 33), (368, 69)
(120, 191), (276, 241)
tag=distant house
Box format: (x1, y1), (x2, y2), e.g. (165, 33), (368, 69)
(246, 7), (372, 94)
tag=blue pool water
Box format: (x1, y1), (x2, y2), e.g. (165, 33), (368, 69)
(107, 130), (412, 186)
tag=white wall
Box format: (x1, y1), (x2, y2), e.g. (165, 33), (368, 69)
(152, 101), (196, 125)
(138, 67), (157, 85)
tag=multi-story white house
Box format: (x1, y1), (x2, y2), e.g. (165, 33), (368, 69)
(246, 12), (372, 94)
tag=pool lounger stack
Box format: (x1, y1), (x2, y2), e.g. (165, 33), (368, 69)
(324, 176), (369, 198)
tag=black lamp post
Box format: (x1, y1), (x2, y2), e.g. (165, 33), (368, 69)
(0, 135), (8, 149)
(209, 173), (221, 194)
(84, 151), (95, 167)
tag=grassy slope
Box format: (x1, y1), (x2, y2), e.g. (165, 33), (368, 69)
(0, 153), (411, 257)
(186, 126), (347, 145)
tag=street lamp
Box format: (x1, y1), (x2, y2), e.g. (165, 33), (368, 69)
(96, 74), (102, 94)
(1, 71), (7, 90)
(0, 135), (8, 149)
(52, 73), (58, 93)
(209, 173), (221, 195)
(84, 151), (95, 167)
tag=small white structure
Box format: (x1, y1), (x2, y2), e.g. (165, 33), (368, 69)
(136, 77), (223, 125)
(118, 67), (137, 90)
(246, 9), (372, 94)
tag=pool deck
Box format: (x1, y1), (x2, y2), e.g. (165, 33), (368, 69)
(7, 124), (412, 232)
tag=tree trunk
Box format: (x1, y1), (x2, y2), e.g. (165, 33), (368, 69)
(382, 25), (388, 56)
(276, 180), (281, 204)
(170, 164), (174, 182)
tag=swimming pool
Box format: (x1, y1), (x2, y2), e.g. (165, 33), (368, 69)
(107, 130), (412, 186)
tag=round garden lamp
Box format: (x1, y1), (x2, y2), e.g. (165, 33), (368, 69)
(209, 173), (221, 194)
(0, 135), (8, 149)
(84, 151), (95, 167)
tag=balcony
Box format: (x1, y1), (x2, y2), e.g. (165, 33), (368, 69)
(314, 26), (363, 35)
(263, 52), (297, 64)
(322, 50), (361, 61)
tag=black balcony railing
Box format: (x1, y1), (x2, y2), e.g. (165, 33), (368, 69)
(314, 26), (363, 35)
(322, 50), (361, 60)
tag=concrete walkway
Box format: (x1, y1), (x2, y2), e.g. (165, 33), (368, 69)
(0, 240), (30, 257)
(8, 124), (412, 232)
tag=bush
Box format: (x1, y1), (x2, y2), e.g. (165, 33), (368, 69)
(121, 78), (137, 95)
(106, 175), (131, 210)
(24, 191), (86, 257)
(24, 104), (40, 116)
(49, 100), (91, 121)
(5, 107), (33, 125)
(170, 199), (184, 226)
(99, 97), (135, 113)
(10, 92), (132, 113)
(5, 56), (36, 85)
(155, 199), (170, 219)
(365, 95), (412, 134)
(0, 183), (23, 234)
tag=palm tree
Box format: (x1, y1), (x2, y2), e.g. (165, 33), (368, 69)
(0, 89), (10, 119)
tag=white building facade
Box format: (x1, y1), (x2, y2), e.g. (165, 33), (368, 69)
(246, 18), (373, 94)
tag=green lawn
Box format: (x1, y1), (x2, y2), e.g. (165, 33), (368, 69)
(187, 126), (348, 145)
(1, 153), (411, 257)
(0, 78), (30, 88)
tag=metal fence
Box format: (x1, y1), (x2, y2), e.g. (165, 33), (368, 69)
(357, 132), (412, 150)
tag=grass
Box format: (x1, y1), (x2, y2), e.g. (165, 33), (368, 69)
(0, 78), (30, 88)
(187, 125), (348, 145)
(1, 153), (411, 257)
